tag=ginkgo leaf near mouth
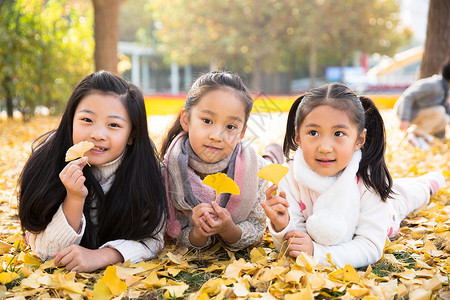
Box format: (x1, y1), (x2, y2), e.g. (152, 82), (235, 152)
(65, 141), (95, 162)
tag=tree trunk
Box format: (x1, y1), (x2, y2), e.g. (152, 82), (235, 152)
(93, 0), (124, 73)
(4, 77), (13, 118)
(420, 0), (450, 79)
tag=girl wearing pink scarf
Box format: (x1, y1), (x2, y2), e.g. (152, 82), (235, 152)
(160, 71), (268, 250)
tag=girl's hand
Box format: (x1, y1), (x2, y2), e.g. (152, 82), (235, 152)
(189, 203), (217, 247)
(260, 184), (289, 232)
(60, 157), (88, 231)
(59, 157), (89, 201)
(53, 245), (123, 273)
(283, 230), (314, 257)
(202, 202), (241, 244)
(191, 203), (217, 234)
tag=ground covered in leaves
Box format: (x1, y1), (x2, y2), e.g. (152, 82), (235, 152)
(0, 111), (449, 299)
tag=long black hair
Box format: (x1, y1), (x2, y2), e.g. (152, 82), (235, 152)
(283, 82), (393, 201)
(159, 70), (253, 159)
(18, 71), (166, 248)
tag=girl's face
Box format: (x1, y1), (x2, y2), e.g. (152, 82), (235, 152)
(180, 89), (247, 163)
(295, 105), (366, 177)
(72, 93), (132, 166)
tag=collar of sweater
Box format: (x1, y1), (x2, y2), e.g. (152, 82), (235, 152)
(91, 151), (125, 187)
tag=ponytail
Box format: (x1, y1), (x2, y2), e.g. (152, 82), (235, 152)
(283, 95), (304, 159)
(160, 112), (184, 161)
(358, 96), (393, 201)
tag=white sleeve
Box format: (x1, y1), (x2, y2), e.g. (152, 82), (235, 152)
(28, 204), (85, 261)
(267, 170), (306, 251)
(100, 226), (165, 264)
(312, 188), (389, 269)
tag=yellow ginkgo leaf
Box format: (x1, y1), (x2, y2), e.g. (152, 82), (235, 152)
(202, 172), (240, 199)
(65, 141), (94, 162)
(102, 266), (127, 296)
(0, 272), (20, 285)
(257, 164), (289, 185)
(343, 264), (360, 282)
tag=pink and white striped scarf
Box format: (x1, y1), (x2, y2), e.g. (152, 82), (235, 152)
(164, 132), (259, 238)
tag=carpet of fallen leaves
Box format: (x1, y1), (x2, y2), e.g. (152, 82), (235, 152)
(0, 110), (449, 299)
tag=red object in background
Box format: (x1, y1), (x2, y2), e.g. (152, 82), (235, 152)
(360, 53), (369, 73)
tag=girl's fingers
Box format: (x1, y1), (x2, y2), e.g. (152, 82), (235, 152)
(204, 211), (218, 227)
(210, 202), (226, 219)
(284, 230), (306, 240)
(198, 218), (212, 235)
(265, 184), (278, 199)
(260, 202), (277, 220)
(288, 250), (302, 258)
(265, 196), (289, 210)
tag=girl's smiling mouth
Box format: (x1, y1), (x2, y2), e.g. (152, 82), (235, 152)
(316, 158), (335, 166)
(92, 146), (107, 152)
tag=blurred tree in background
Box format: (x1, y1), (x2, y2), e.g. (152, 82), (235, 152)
(149, 0), (411, 91)
(0, 0), (93, 120)
(420, 0), (450, 78)
(93, 0), (125, 73)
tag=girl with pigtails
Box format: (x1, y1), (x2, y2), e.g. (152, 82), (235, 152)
(261, 82), (445, 268)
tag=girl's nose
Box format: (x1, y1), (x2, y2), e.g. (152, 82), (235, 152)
(209, 126), (223, 142)
(90, 126), (106, 141)
(318, 139), (333, 153)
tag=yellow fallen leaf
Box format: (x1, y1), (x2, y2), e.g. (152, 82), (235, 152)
(0, 240), (11, 255)
(284, 270), (306, 283)
(23, 253), (41, 267)
(257, 163), (289, 185)
(343, 265), (359, 282)
(162, 282), (189, 299)
(232, 281), (250, 297)
(295, 252), (319, 273)
(143, 270), (166, 288)
(422, 277), (442, 291)
(65, 141), (94, 162)
(285, 284), (314, 300)
(202, 172), (240, 199)
(92, 279), (113, 300)
(347, 286), (369, 297)
(250, 247), (268, 265)
(0, 272), (20, 285)
(408, 288), (432, 300)
(102, 265), (127, 296)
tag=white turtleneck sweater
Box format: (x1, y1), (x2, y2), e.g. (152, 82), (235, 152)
(27, 154), (164, 264)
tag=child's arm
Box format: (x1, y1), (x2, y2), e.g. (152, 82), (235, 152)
(27, 204), (86, 262)
(53, 245), (123, 272)
(304, 189), (389, 268)
(266, 171), (307, 251)
(260, 184), (289, 232)
(53, 226), (165, 272)
(59, 157), (88, 232)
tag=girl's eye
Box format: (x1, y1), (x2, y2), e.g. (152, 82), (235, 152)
(109, 123), (120, 128)
(335, 131), (345, 137)
(81, 118), (92, 123)
(226, 124), (237, 130)
(202, 118), (212, 124)
(308, 130), (318, 136)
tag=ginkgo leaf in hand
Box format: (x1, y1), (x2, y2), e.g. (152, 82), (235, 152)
(257, 164), (289, 185)
(65, 141), (94, 162)
(202, 172), (240, 199)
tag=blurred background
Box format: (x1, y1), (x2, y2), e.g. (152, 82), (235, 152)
(1, 0), (449, 120)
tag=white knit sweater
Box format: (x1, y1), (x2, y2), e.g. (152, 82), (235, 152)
(268, 160), (390, 269)
(27, 155), (164, 264)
